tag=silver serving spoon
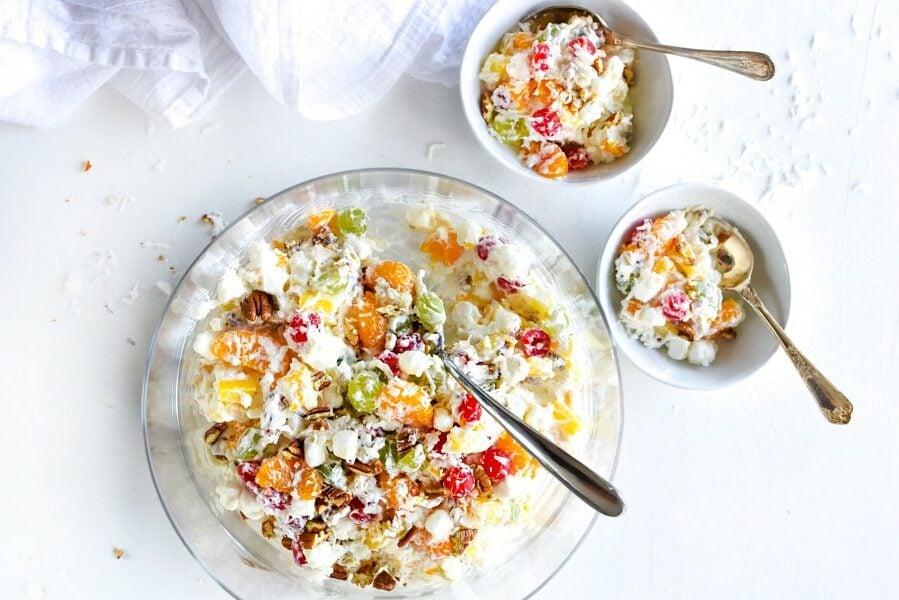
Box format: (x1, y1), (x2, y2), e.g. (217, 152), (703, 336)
(435, 335), (625, 517)
(709, 218), (853, 424)
(523, 6), (775, 81)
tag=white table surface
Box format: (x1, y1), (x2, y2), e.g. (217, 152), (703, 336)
(2, 1), (897, 598)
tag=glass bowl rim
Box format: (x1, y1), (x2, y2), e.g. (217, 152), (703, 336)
(141, 167), (625, 599)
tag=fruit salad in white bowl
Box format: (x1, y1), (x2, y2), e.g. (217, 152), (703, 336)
(461, 0), (672, 184)
(596, 183), (791, 390)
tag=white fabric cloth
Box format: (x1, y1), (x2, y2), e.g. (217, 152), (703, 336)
(0, 0), (494, 129)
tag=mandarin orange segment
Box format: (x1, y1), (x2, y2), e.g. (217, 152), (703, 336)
(429, 539), (454, 558)
(226, 420), (257, 449)
(420, 230), (465, 266)
(369, 261), (415, 294)
(715, 298), (743, 328)
(345, 292), (387, 352)
(601, 139), (627, 158)
(494, 431), (534, 475)
(307, 209), (337, 232)
(533, 143), (569, 179)
(295, 467), (323, 500)
(377, 380), (433, 428)
(255, 452), (304, 492)
(210, 329), (274, 373)
(382, 475), (416, 509)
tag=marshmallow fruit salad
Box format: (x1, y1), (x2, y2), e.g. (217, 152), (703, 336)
(189, 204), (593, 591)
(478, 14), (634, 179)
(614, 207), (746, 366)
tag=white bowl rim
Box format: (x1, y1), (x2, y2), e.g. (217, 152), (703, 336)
(595, 182), (792, 390)
(458, 0), (674, 186)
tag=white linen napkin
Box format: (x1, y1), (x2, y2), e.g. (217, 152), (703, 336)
(0, 0), (495, 129)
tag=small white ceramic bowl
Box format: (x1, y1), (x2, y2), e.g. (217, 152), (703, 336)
(596, 183), (792, 389)
(460, 0), (673, 184)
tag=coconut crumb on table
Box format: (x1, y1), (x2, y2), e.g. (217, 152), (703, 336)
(157, 281), (172, 296)
(426, 142), (447, 160)
(121, 280), (140, 305)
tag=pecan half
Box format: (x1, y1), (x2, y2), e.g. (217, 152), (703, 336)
(397, 525), (421, 548)
(373, 570), (397, 591)
(305, 406), (334, 421)
(473, 464), (492, 494)
(204, 422), (227, 445)
(240, 290), (276, 322)
(260, 516), (276, 539)
(719, 327), (737, 340)
(319, 485), (351, 508)
(451, 528), (478, 556)
(330, 563), (349, 581)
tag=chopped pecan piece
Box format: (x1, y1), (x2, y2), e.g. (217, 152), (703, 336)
(240, 290), (276, 322)
(204, 422), (227, 445)
(280, 536), (294, 551)
(312, 229), (338, 247)
(352, 560), (377, 588)
(311, 420), (330, 431)
(369, 459), (385, 475)
(330, 563), (349, 581)
(304, 518), (327, 533)
(421, 483), (447, 499)
(373, 570), (397, 591)
(397, 525), (421, 548)
(451, 527), (478, 556)
(473, 465), (492, 494)
(395, 428), (419, 454)
(345, 461), (375, 476)
(260, 516), (276, 539)
(719, 327), (737, 340)
(311, 370), (331, 391)
(375, 470), (390, 488)
(283, 440), (303, 458)
(298, 529), (328, 549)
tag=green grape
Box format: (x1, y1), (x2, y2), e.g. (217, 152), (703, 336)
(397, 445), (426, 473)
(347, 371), (382, 413)
(379, 438), (398, 470)
(235, 428), (262, 460)
(314, 266), (347, 294)
(316, 461), (347, 487)
(415, 292), (446, 330)
(536, 24), (561, 42)
(491, 115), (529, 145)
(337, 208), (367, 236)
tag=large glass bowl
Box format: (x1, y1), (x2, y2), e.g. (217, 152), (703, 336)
(143, 169), (623, 599)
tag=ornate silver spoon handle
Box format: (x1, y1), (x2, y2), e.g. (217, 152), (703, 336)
(440, 351), (625, 516)
(740, 285), (853, 424)
(614, 35), (775, 80)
